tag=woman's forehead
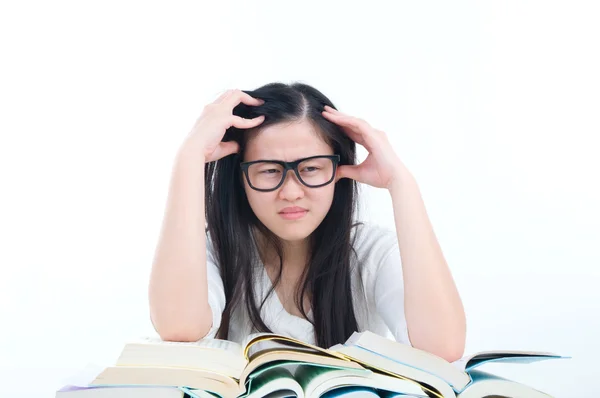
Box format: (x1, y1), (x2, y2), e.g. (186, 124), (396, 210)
(244, 121), (332, 160)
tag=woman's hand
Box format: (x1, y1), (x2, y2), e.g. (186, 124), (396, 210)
(322, 105), (408, 190)
(181, 89), (265, 163)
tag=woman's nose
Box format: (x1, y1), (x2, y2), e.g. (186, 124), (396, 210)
(278, 170), (305, 200)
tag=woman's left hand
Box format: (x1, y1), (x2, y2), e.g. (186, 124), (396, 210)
(322, 105), (410, 190)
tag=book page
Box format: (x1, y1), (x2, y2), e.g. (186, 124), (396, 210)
(246, 339), (320, 361)
(131, 336), (243, 356)
(452, 350), (565, 372)
(242, 332), (274, 348)
(344, 331), (471, 390)
(451, 357), (470, 372)
(244, 366), (300, 396)
(242, 333), (345, 362)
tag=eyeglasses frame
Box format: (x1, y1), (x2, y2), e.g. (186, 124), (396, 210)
(240, 154), (341, 192)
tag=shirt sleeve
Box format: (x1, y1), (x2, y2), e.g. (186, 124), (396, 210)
(372, 239), (413, 346)
(203, 233), (226, 339)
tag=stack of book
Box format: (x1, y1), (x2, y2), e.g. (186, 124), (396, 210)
(55, 331), (568, 397)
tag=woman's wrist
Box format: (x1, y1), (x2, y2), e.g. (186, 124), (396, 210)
(177, 137), (207, 162)
(174, 143), (207, 179)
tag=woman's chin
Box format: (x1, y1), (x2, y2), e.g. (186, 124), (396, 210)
(269, 222), (314, 243)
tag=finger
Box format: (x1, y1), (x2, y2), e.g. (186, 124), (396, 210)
(328, 114), (369, 138)
(225, 89), (265, 108)
(214, 89), (234, 104)
(323, 106), (369, 130)
(324, 105), (355, 119)
(336, 165), (362, 182)
(231, 115), (265, 129)
(322, 111), (367, 145)
(213, 141), (240, 159)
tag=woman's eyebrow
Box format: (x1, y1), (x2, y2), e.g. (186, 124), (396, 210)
(254, 157), (305, 163)
(247, 154), (330, 163)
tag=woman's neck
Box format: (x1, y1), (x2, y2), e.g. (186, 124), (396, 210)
(256, 230), (310, 275)
(256, 231), (312, 316)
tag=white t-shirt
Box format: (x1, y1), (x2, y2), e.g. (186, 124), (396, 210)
(204, 222), (412, 347)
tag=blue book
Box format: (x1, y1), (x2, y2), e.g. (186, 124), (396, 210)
(329, 331), (569, 396)
(378, 369), (554, 397)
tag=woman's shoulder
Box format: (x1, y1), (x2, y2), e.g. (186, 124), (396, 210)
(351, 221), (399, 266)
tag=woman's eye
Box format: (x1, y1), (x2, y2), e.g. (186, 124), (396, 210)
(260, 169), (280, 174)
(302, 166), (320, 172)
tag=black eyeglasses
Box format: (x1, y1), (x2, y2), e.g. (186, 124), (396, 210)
(240, 155), (340, 192)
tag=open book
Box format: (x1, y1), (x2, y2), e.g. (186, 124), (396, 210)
(331, 331), (568, 397)
(86, 333), (426, 398)
(337, 331), (567, 394)
(380, 370), (554, 398)
(72, 331), (567, 398)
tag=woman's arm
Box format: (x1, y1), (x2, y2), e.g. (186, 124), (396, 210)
(148, 147), (213, 341)
(320, 105), (466, 360)
(388, 164), (466, 362)
(148, 90), (264, 342)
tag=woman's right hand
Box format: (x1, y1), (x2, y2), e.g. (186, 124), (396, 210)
(180, 89), (265, 163)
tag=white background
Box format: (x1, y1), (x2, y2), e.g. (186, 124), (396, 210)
(1, 1), (598, 397)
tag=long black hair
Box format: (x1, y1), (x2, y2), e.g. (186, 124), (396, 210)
(205, 82), (362, 348)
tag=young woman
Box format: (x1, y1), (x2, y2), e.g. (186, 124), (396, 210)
(148, 82), (466, 362)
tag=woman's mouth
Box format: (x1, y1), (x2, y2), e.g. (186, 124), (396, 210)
(278, 207), (308, 220)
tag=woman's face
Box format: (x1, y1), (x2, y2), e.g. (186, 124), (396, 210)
(242, 120), (337, 243)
